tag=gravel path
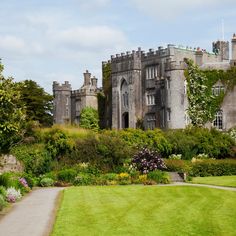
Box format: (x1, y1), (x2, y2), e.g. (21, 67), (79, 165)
(0, 187), (63, 236)
(160, 182), (236, 191)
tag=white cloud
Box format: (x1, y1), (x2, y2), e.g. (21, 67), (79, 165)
(130, 0), (236, 20)
(0, 35), (44, 56)
(49, 25), (128, 51)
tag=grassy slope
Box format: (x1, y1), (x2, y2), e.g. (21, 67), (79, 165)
(190, 175), (236, 187)
(51, 186), (236, 236)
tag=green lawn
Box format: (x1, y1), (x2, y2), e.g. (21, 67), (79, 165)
(190, 175), (236, 187)
(51, 186), (236, 236)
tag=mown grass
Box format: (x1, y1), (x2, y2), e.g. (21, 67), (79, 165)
(190, 175), (236, 187)
(51, 186), (236, 236)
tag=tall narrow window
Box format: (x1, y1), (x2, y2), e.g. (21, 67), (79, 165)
(146, 94), (155, 105)
(213, 110), (223, 130)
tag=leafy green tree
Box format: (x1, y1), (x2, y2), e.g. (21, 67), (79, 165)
(18, 80), (53, 126)
(79, 107), (99, 131)
(0, 61), (26, 152)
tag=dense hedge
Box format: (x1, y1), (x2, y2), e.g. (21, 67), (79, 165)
(165, 127), (235, 159)
(165, 159), (236, 177)
(191, 159), (236, 177)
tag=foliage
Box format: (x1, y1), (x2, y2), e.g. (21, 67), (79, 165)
(44, 127), (75, 161)
(0, 60), (26, 153)
(132, 148), (166, 174)
(116, 172), (131, 185)
(73, 133), (134, 172)
(11, 144), (53, 176)
(190, 159), (236, 177)
(169, 154), (182, 160)
(79, 107), (99, 131)
(18, 80), (53, 127)
(73, 173), (94, 186)
(184, 59), (224, 126)
(57, 169), (77, 183)
(40, 177), (54, 187)
(164, 159), (191, 173)
(0, 186), (6, 198)
(165, 127), (235, 159)
(228, 127), (236, 142)
(0, 194), (6, 211)
(6, 187), (22, 203)
(103, 128), (172, 156)
(147, 170), (170, 184)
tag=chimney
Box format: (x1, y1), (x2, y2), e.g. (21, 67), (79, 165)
(91, 76), (98, 88)
(83, 70), (91, 86)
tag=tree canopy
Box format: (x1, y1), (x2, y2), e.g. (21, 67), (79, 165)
(18, 80), (53, 126)
(79, 107), (99, 131)
(0, 61), (26, 152)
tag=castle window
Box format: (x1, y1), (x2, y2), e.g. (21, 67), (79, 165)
(123, 92), (129, 108)
(212, 85), (224, 96)
(66, 96), (69, 105)
(146, 114), (156, 130)
(66, 108), (69, 117)
(146, 65), (158, 80)
(213, 110), (223, 130)
(147, 94), (155, 105)
(166, 77), (170, 89)
(167, 109), (171, 121)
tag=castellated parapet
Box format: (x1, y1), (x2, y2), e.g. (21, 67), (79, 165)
(53, 70), (99, 124)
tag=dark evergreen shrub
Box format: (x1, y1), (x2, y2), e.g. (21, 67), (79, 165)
(57, 169), (77, 183)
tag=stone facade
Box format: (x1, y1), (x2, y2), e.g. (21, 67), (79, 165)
(103, 34), (236, 130)
(53, 70), (99, 124)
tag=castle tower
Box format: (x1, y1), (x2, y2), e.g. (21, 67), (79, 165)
(53, 81), (72, 124)
(212, 40), (229, 61)
(230, 33), (236, 66)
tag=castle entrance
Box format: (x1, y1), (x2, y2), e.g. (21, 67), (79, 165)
(122, 112), (129, 128)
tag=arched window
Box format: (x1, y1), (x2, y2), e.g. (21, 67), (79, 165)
(213, 110), (223, 130)
(121, 80), (129, 108)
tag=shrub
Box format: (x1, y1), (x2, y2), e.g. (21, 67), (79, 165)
(6, 187), (22, 203)
(190, 159), (236, 177)
(73, 134), (134, 172)
(44, 127), (75, 161)
(0, 195), (6, 211)
(169, 154), (182, 160)
(0, 186), (6, 198)
(79, 107), (99, 131)
(132, 148), (166, 174)
(147, 170), (170, 184)
(165, 159), (191, 173)
(57, 169), (77, 183)
(21, 174), (36, 189)
(103, 129), (172, 156)
(165, 127), (235, 159)
(73, 173), (94, 186)
(40, 177), (54, 187)
(0, 173), (18, 189)
(138, 174), (147, 184)
(10, 144), (53, 176)
(116, 173), (131, 185)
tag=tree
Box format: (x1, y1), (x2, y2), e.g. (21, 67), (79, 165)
(18, 80), (53, 126)
(79, 107), (99, 131)
(0, 60), (26, 152)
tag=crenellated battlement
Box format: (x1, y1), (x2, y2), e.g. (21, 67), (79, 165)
(53, 81), (72, 91)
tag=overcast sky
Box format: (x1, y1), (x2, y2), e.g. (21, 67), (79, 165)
(1, 0), (236, 93)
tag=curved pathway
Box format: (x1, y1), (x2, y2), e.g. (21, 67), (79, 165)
(0, 187), (63, 236)
(160, 182), (236, 191)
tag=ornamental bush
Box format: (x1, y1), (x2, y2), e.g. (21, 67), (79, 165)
(132, 148), (166, 174)
(6, 187), (22, 203)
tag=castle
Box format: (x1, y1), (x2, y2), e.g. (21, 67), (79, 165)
(53, 34), (236, 130)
